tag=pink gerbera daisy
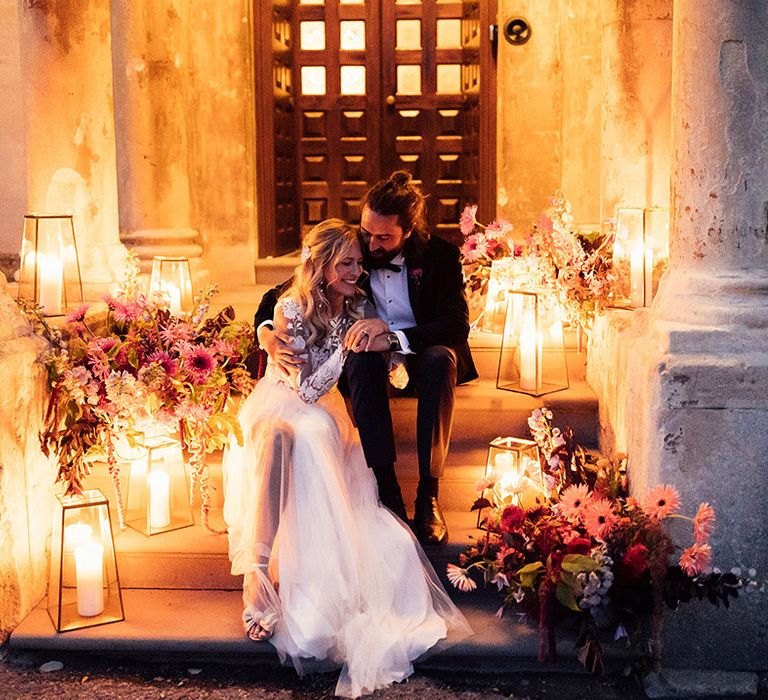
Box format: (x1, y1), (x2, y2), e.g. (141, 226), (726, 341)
(148, 350), (179, 377)
(679, 542), (712, 577)
(642, 485), (681, 520)
(558, 484), (591, 521)
(693, 502), (716, 543)
(65, 303), (90, 324)
(459, 204), (478, 236)
(182, 345), (217, 383)
(446, 563), (477, 592)
(112, 299), (143, 323)
(582, 497), (617, 540)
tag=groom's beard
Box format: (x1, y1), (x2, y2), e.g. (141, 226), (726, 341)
(364, 245), (403, 269)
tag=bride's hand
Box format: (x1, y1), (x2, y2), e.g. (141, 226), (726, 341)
(258, 326), (307, 375)
(344, 319), (389, 352)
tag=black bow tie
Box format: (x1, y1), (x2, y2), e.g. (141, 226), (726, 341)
(368, 261), (402, 273)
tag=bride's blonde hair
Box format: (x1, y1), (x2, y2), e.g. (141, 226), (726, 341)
(287, 218), (364, 347)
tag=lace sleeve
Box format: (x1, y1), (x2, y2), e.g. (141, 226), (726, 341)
(274, 297), (346, 405)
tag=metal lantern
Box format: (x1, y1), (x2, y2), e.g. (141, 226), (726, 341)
(48, 490), (124, 632)
(477, 436), (544, 527)
(17, 213), (84, 316)
(148, 256), (193, 314)
(119, 430), (194, 536)
(482, 258), (535, 333)
(497, 289), (568, 396)
(613, 206), (669, 308)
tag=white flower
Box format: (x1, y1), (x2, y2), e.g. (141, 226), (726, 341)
(491, 572), (509, 591)
(446, 564), (477, 592)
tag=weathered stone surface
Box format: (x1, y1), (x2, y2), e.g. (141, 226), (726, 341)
(644, 669), (758, 698)
(0, 273), (55, 643)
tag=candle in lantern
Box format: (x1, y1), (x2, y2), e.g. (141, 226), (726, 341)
(75, 542), (104, 617)
(519, 323), (538, 391)
(149, 469), (171, 529)
(65, 522), (93, 549)
(166, 284), (182, 315)
(494, 451), (515, 472)
(644, 246), (654, 305)
(38, 252), (64, 315)
(630, 244), (645, 307)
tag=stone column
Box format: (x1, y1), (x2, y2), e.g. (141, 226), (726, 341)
(110, 0), (202, 266)
(19, 0), (126, 294)
(600, 0), (672, 219)
(624, 0), (768, 669)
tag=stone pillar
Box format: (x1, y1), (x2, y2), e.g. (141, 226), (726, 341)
(600, 0), (672, 219)
(624, 0), (768, 669)
(0, 273), (55, 642)
(0, 0), (27, 275)
(19, 0), (126, 295)
(559, 0), (602, 225)
(110, 0), (202, 267)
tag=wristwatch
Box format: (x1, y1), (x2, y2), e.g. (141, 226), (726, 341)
(386, 331), (401, 352)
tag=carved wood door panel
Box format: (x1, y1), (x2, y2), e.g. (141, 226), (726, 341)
(255, 0), (495, 256)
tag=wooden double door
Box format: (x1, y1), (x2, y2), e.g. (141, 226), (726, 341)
(254, 0), (496, 257)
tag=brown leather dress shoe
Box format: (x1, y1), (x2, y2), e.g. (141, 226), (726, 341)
(413, 496), (449, 545)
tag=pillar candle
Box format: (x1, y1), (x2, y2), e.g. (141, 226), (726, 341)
(75, 542), (104, 617)
(630, 244), (645, 307)
(519, 324), (538, 391)
(38, 253), (63, 315)
(644, 247), (654, 305)
(166, 284), (182, 315)
(149, 469), (171, 529)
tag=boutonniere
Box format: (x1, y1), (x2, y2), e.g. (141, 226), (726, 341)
(408, 267), (423, 284)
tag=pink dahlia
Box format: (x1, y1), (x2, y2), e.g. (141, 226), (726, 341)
(642, 484), (681, 520)
(182, 345), (217, 383)
(558, 484), (591, 521)
(693, 502), (716, 543)
(459, 204), (478, 236)
(679, 542), (712, 577)
(583, 497), (617, 540)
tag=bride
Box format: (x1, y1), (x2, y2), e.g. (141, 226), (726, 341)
(223, 219), (471, 698)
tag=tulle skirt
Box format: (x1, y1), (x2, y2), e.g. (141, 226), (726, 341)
(223, 376), (471, 697)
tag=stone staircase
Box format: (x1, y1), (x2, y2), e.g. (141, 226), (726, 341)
(10, 303), (620, 672)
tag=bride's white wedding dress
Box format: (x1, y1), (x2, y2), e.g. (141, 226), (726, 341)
(224, 296), (471, 698)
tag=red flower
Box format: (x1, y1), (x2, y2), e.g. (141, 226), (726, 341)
(565, 537), (592, 555)
(620, 543), (649, 580)
(500, 505), (526, 532)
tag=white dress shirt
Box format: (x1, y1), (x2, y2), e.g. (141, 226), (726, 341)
(368, 253), (416, 354)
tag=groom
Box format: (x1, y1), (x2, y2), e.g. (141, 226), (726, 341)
(255, 171), (477, 545)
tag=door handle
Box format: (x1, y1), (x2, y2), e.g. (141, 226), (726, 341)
(385, 94), (396, 106)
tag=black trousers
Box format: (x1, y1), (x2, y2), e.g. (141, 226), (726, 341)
(343, 346), (457, 479)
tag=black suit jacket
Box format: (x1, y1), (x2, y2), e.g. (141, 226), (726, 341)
(253, 236), (478, 385)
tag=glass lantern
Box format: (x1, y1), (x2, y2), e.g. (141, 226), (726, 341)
(477, 437), (544, 527)
(17, 213), (84, 317)
(482, 258), (536, 333)
(496, 289), (568, 396)
(48, 490), (124, 632)
(119, 430), (194, 536)
(613, 207), (669, 308)
(148, 256), (193, 314)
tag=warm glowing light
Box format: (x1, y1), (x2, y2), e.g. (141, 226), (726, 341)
(75, 542), (104, 617)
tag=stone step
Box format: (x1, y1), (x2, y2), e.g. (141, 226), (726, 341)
(253, 255), (300, 285)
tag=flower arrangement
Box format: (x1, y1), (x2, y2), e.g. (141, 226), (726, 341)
(20, 254), (255, 532)
(528, 192), (615, 331)
(449, 408), (750, 672)
(459, 204), (521, 298)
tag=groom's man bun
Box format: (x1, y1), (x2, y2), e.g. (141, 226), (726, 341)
(362, 171), (429, 250)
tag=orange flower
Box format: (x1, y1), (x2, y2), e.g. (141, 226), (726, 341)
(558, 484), (591, 521)
(692, 502), (716, 543)
(642, 485), (680, 520)
(583, 497), (617, 540)
(679, 542), (712, 577)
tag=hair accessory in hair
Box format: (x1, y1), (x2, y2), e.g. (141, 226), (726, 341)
(300, 245), (311, 263)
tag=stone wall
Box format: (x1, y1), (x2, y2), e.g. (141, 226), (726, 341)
(0, 273), (55, 642)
